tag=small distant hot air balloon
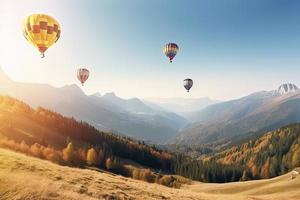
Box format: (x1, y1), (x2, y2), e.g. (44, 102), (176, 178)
(183, 78), (193, 92)
(163, 43), (179, 63)
(77, 68), (90, 86)
(22, 14), (61, 58)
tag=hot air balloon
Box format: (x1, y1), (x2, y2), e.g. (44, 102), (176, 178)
(183, 78), (193, 92)
(22, 14), (61, 58)
(77, 68), (90, 86)
(163, 43), (179, 63)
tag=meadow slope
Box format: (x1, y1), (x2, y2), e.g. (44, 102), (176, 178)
(0, 148), (299, 200)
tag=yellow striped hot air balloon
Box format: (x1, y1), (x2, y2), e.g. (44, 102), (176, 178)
(22, 14), (61, 58)
(163, 43), (179, 63)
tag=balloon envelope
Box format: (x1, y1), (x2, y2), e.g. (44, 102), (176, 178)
(77, 68), (90, 86)
(22, 14), (61, 58)
(163, 43), (179, 63)
(183, 78), (193, 92)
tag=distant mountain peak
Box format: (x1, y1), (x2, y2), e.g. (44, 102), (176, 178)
(129, 97), (142, 103)
(61, 84), (80, 90)
(102, 92), (122, 101)
(91, 92), (101, 97)
(277, 83), (298, 95)
(60, 84), (85, 96)
(103, 92), (116, 97)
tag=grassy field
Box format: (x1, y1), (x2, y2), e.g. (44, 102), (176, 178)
(0, 148), (299, 200)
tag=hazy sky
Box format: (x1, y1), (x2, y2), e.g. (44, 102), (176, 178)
(1, 0), (300, 100)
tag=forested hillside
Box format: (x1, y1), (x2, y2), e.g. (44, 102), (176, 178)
(171, 123), (300, 182)
(1, 95), (299, 184)
(0, 95), (172, 170)
(214, 124), (300, 179)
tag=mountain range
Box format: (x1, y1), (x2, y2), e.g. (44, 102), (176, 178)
(173, 83), (300, 147)
(3, 66), (300, 148)
(0, 68), (188, 144)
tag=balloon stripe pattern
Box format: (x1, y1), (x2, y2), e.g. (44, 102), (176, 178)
(183, 78), (193, 92)
(163, 43), (179, 63)
(23, 14), (61, 57)
(77, 68), (90, 86)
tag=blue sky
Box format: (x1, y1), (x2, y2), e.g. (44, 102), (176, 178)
(1, 0), (300, 100)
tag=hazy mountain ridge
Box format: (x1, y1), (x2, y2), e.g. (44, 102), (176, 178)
(173, 84), (300, 146)
(0, 68), (187, 143)
(144, 97), (219, 119)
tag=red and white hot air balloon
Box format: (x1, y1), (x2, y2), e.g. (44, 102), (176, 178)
(77, 68), (89, 86)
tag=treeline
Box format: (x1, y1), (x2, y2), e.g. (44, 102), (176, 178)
(0, 137), (182, 188)
(0, 137), (116, 168)
(170, 123), (300, 182)
(170, 154), (243, 183)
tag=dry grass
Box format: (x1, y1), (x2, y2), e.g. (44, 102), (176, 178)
(185, 168), (300, 200)
(0, 148), (300, 200)
(0, 148), (199, 200)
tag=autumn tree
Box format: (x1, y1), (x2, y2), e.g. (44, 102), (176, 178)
(30, 143), (44, 158)
(63, 142), (75, 164)
(77, 148), (87, 163)
(19, 140), (29, 153)
(140, 169), (155, 183)
(132, 168), (141, 179)
(86, 148), (98, 166)
(43, 146), (61, 163)
(292, 149), (300, 168)
(105, 157), (113, 170)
